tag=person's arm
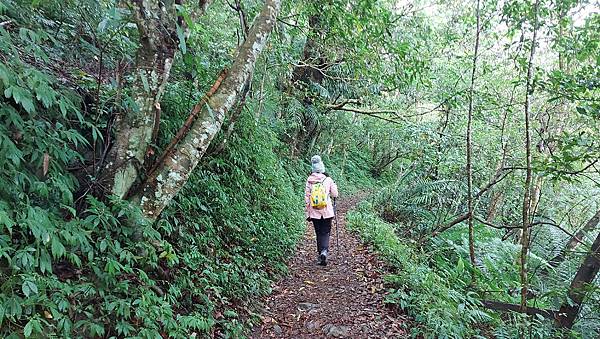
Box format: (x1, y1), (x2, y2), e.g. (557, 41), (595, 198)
(305, 179), (311, 219)
(329, 178), (338, 199)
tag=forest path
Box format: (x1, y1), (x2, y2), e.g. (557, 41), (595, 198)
(251, 195), (409, 338)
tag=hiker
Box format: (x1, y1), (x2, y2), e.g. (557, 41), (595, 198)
(305, 155), (338, 266)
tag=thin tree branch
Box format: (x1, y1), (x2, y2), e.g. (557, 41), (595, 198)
(431, 213), (470, 236)
(474, 168), (514, 200)
(474, 216), (520, 230)
(481, 300), (557, 319)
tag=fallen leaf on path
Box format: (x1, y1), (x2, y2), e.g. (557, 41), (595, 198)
(249, 194), (411, 338)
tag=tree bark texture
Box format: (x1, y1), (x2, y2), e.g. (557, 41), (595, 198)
(556, 230), (600, 328)
(133, 0), (281, 221)
(107, 0), (179, 198)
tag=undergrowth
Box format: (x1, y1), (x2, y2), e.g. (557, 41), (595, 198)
(0, 35), (306, 335)
(0, 1), (311, 336)
(347, 195), (585, 338)
(347, 202), (493, 338)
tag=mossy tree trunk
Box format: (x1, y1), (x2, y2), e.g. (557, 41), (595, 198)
(106, 0), (214, 198)
(106, 0), (178, 198)
(131, 0), (281, 221)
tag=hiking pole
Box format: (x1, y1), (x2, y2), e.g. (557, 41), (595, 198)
(334, 198), (339, 251)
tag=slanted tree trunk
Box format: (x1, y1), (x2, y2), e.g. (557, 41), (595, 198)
(520, 0), (540, 317)
(466, 0), (482, 267)
(206, 78), (251, 157)
(547, 209), (600, 270)
(132, 0), (281, 221)
(556, 230), (600, 328)
(486, 189), (504, 222)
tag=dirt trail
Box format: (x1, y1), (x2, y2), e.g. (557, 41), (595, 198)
(251, 195), (409, 338)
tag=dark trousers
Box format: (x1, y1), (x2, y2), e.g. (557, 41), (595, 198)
(311, 217), (332, 254)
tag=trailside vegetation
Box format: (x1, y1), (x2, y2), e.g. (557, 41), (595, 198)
(0, 0), (599, 338)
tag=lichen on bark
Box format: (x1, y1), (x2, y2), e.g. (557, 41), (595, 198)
(134, 0), (281, 221)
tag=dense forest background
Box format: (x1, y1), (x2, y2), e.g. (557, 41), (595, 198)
(0, 0), (599, 337)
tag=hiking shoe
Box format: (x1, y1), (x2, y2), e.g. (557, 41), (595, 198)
(318, 249), (327, 266)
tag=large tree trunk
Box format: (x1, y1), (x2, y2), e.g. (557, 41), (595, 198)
(132, 0), (281, 221)
(106, 0), (179, 198)
(556, 230), (600, 328)
(106, 0), (215, 198)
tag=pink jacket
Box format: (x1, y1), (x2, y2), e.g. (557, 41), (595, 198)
(305, 173), (339, 220)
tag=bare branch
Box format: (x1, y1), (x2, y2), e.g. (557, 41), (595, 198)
(474, 216), (520, 230)
(474, 168), (514, 200)
(431, 213), (470, 236)
(482, 300), (557, 319)
(324, 100), (408, 125)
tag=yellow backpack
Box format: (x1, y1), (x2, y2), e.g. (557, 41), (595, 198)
(310, 178), (328, 209)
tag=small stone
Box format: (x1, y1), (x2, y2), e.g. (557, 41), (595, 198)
(297, 302), (319, 311)
(273, 324), (282, 335)
(324, 325), (350, 338)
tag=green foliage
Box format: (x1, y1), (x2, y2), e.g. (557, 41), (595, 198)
(347, 201), (578, 338)
(0, 1), (308, 337)
(2, 0), (600, 337)
(155, 112), (305, 336)
(347, 203), (494, 338)
(374, 171), (464, 237)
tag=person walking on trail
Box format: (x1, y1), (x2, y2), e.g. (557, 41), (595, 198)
(305, 155), (338, 266)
